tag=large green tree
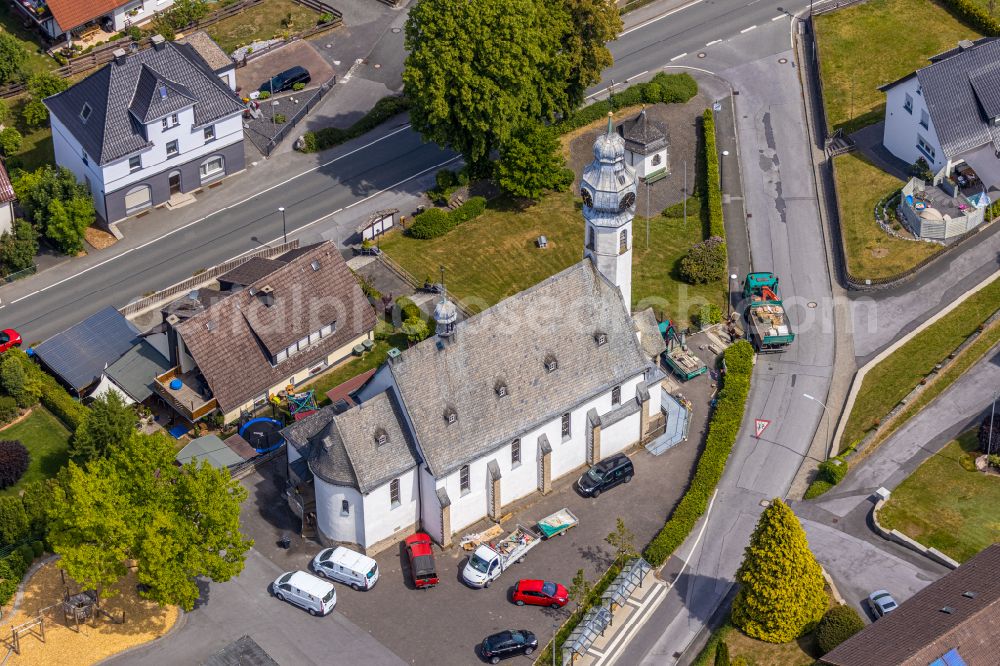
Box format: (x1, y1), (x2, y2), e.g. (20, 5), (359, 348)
(496, 122), (573, 199)
(731, 499), (827, 643)
(71, 390), (138, 463)
(12, 166), (95, 255)
(48, 432), (252, 610)
(0, 220), (37, 275)
(403, 0), (618, 171)
(0, 33), (27, 86)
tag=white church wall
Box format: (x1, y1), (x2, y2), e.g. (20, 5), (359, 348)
(602, 413), (641, 456)
(418, 465), (443, 542)
(360, 467), (419, 548)
(315, 479), (366, 545)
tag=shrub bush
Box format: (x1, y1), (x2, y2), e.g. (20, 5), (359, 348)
(31, 540), (43, 558)
(451, 196), (486, 223)
(0, 127), (22, 156)
(373, 319), (395, 341)
(816, 605), (865, 654)
(556, 74), (698, 133)
(940, 0), (1000, 37)
(0, 395), (17, 424)
(713, 641), (730, 666)
(258, 90), (271, 100)
(803, 479), (833, 499)
(395, 296), (422, 323)
(0, 552), (28, 606)
(302, 96), (411, 153)
(680, 236), (727, 285)
(701, 109), (725, 238)
(273, 113), (286, 124)
(292, 82), (306, 91)
(644, 341), (754, 565)
(817, 458), (847, 485)
(695, 304), (722, 329)
(0, 440), (29, 489)
(5, 349), (88, 431)
(408, 207), (453, 239)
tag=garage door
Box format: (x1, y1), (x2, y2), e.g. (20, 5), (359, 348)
(124, 185), (151, 213)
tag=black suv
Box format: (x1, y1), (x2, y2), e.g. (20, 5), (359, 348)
(259, 66), (311, 94)
(480, 630), (537, 663)
(577, 453), (634, 498)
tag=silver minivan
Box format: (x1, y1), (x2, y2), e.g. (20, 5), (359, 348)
(272, 570), (337, 616)
(312, 546), (380, 591)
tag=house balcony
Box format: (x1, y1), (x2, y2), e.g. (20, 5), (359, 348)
(153, 366), (218, 421)
(12, 0), (53, 28)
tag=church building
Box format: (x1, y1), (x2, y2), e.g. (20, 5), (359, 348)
(282, 115), (667, 554)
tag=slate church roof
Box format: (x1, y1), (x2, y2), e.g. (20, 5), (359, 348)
(44, 37), (243, 166)
(619, 107), (668, 155)
(388, 260), (650, 477)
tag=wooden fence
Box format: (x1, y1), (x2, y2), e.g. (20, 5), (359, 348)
(118, 241), (299, 317)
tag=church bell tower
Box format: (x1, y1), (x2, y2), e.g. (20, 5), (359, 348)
(580, 112), (637, 312)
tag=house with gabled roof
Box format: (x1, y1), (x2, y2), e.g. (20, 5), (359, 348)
(281, 124), (668, 555)
(15, 1), (178, 45)
(149, 242), (376, 424)
(44, 33), (243, 227)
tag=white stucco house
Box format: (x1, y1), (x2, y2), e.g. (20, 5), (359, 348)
(15, 0), (178, 45)
(282, 123), (668, 555)
(881, 37), (1000, 190)
(44, 33), (244, 227)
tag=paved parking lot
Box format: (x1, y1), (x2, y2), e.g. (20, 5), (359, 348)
(237, 343), (722, 664)
(235, 41), (337, 95)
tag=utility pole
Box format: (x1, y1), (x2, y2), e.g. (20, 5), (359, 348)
(683, 161), (688, 228)
(278, 207), (287, 244)
(646, 178), (651, 248)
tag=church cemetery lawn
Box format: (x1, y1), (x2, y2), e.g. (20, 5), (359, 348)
(833, 153), (940, 280)
(0, 407), (71, 496)
(879, 431), (1000, 562)
(380, 192), (724, 328)
(839, 275), (1000, 448)
(206, 0), (322, 54)
(814, 0), (982, 133)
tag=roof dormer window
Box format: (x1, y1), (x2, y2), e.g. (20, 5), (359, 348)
(444, 408), (457, 425)
(375, 428), (388, 447)
(495, 381), (507, 398)
(544, 355), (558, 373)
(595, 331), (608, 346)
(80, 103), (92, 123)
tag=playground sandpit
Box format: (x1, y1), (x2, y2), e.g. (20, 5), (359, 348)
(1, 561), (178, 665)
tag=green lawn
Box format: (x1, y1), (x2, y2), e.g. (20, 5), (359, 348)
(380, 193), (725, 328)
(301, 333), (409, 407)
(841, 276), (1000, 448)
(206, 0), (321, 53)
(814, 0), (982, 133)
(833, 153), (941, 280)
(0, 407), (71, 496)
(0, 4), (59, 77)
(880, 432), (1000, 562)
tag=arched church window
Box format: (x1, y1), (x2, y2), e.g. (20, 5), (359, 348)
(619, 229), (628, 255)
(651, 153), (662, 166)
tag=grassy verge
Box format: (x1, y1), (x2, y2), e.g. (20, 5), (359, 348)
(841, 277), (1000, 448)
(832, 153), (940, 280)
(0, 407), (70, 496)
(0, 4), (59, 76)
(879, 431), (1000, 562)
(814, 0), (982, 133)
(206, 0), (320, 53)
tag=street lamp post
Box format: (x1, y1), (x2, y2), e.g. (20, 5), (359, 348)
(988, 391), (998, 458)
(728, 273), (739, 318)
(278, 207), (287, 244)
(803, 393), (833, 458)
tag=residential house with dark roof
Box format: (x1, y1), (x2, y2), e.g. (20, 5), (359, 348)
(821, 544), (1000, 666)
(14, 1), (179, 45)
(281, 127), (668, 555)
(881, 38), (1000, 190)
(44, 33), (243, 226)
(149, 242), (376, 423)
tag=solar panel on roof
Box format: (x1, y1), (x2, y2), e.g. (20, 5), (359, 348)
(34, 306), (140, 392)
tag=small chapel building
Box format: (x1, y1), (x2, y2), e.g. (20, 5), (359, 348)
(283, 116), (667, 554)
(619, 107), (669, 182)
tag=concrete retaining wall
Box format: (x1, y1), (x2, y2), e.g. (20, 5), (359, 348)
(871, 496), (959, 569)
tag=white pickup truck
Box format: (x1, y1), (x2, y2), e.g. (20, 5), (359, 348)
(462, 525), (539, 589)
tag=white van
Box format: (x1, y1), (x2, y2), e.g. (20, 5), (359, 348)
(272, 570), (337, 616)
(311, 546), (380, 591)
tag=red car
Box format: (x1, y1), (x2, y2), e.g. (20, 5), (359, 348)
(0, 329), (21, 353)
(405, 533), (439, 588)
(511, 579), (568, 608)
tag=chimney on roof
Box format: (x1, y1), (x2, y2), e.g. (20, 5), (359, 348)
(112, 48), (128, 65)
(958, 39), (975, 51)
(151, 34), (166, 51)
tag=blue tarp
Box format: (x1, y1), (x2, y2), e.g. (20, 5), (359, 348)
(34, 306), (140, 394)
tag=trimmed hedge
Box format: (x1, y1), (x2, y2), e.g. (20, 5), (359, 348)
(395, 296), (422, 322)
(302, 95), (412, 153)
(556, 73), (699, 133)
(407, 197), (487, 240)
(4, 349), (87, 431)
(940, 0), (1000, 36)
(536, 562), (623, 665)
(817, 458), (847, 485)
(803, 479), (833, 499)
(702, 109), (725, 238)
(816, 605), (864, 655)
(644, 341), (754, 566)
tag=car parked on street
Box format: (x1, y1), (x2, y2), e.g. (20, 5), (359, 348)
(868, 589), (898, 618)
(272, 570), (336, 616)
(405, 532), (439, 589)
(480, 629), (537, 663)
(311, 546), (379, 591)
(259, 65), (311, 94)
(0, 329), (22, 353)
(577, 453), (633, 498)
(511, 579), (568, 608)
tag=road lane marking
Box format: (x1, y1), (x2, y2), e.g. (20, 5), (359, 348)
(772, 14), (786, 20)
(621, 0), (707, 36)
(628, 69), (649, 82)
(740, 25), (757, 33)
(670, 53), (688, 61)
(595, 488), (721, 665)
(705, 39), (721, 46)
(7, 124), (424, 306)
